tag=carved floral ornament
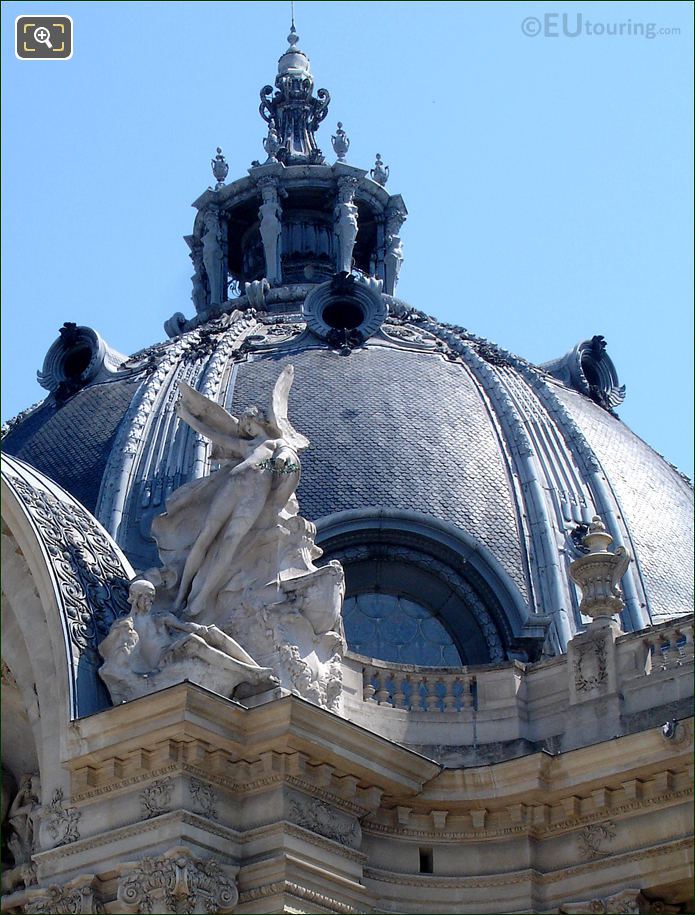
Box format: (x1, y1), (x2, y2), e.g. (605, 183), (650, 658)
(573, 636), (608, 692)
(559, 889), (641, 914)
(288, 796), (361, 849)
(23, 876), (105, 915)
(576, 820), (616, 859)
(189, 778), (218, 820)
(140, 777), (173, 819)
(44, 788), (81, 846)
(117, 847), (238, 915)
(1, 455), (131, 718)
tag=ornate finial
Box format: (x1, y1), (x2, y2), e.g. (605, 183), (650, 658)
(263, 119), (281, 162)
(584, 515), (613, 551)
(569, 516), (631, 627)
(259, 29), (330, 165)
(211, 147), (228, 190)
(370, 153), (389, 187)
(331, 122), (350, 162)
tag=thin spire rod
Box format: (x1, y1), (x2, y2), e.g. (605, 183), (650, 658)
(291, 0), (295, 30)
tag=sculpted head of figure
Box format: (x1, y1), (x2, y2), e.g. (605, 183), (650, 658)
(128, 579), (156, 615)
(203, 209), (219, 232)
(238, 406), (271, 439)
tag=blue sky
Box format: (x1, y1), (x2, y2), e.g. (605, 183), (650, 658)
(2, 1), (693, 476)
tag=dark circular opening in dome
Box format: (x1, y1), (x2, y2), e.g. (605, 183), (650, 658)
(62, 344), (93, 380)
(322, 299), (364, 330)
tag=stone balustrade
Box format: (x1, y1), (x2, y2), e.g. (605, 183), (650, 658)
(643, 619), (693, 672)
(341, 615), (694, 762)
(361, 661), (477, 711)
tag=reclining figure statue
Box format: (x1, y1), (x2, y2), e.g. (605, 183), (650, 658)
(99, 579), (279, 704)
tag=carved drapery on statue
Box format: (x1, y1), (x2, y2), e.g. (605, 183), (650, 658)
(98, 367), (345, 711)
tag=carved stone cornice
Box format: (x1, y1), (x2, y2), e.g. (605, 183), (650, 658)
(238, 880), (361, 914)
(362, 778), (693, 842)
(32, 812), (241, 867)
(71, 745), (383, 818)
(363, 865), (534, 889)
(239, 820), (366, 864)
(364, 837), (693, 892)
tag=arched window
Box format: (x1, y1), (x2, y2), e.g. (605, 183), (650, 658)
(343, 592), (463, 666)
(318, 524), (516, 666)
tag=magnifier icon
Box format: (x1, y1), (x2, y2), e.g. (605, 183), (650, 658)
(33, 26), (53, 49)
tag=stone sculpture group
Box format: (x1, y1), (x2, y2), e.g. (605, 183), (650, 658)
(98, 366), (346, 711)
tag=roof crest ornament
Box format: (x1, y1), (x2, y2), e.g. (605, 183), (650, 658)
(210, 147), (228, 190)
(331, 122), (350, 162)
(258, 25), (330, 165)
(370, 153), (389, 186)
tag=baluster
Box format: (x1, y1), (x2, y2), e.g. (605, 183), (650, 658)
(363, 667), (376, 702)
(461, 675), (474, 708)
(375, 672), (391, 705)
(392, 676), (407, 709)
(675, 631), (686, 662)
(413, 677), (425, 711)
(432, 678), (445, 712)
(424, 677), (439, 712)
(675, 629), (691, 663)
(399, 675), (413, 710)
(658, 638), (672, 670)
(443, 677), (457, 711)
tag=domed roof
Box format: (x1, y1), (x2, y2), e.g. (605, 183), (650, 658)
(3, 293), (692, 660)
(2, 28), (692, 663)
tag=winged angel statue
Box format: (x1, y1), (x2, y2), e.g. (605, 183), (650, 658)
(103, 365), (347, 710)
(158, 365), (310, 617)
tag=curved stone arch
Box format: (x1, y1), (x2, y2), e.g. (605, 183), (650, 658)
(336, 542), (505, 664)
(1, 595), (42, 787)
(315, 508), (538, 658)
(1, 455), (133, 726)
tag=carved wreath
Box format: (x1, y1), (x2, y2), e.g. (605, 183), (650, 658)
(574, 637), (608, 692)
